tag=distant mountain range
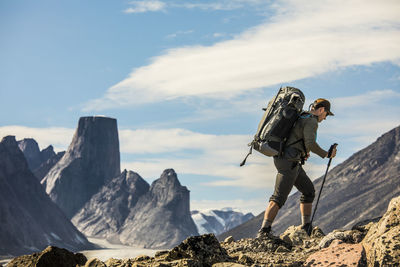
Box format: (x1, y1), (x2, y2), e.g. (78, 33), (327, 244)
(191, 209), (254, 235)
(219, 125), (400, 241)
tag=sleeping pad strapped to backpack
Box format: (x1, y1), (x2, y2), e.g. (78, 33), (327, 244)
(240, 86), (305, 166)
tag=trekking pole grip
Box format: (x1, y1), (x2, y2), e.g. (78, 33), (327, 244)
(327, 143), (338, 158)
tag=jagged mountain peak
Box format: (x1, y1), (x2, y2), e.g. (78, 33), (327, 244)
(152, 168), (182, 188)
(17, 137), (39, 150)
(2, 136), (30, 171)
(125, 170), (149, 189)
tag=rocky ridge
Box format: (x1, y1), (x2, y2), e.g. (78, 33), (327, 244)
(72, 169), (199, 249)
(8, 195), (400, 266)
(220, 125), (400, 240)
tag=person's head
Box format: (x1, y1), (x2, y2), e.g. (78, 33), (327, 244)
(310, 98), (334, 122)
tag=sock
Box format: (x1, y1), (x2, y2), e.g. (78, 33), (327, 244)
(261, 218), (272, 229)
(302, 215), (311, 226)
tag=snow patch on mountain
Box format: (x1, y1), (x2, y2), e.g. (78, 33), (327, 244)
(191, 208), (254, 235)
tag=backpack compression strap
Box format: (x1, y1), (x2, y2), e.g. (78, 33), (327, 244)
(240, 141), (254, 166)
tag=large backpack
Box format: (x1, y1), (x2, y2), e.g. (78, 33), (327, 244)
(240, 86), (305, 166)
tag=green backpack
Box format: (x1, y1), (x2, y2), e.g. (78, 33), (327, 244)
(240, 86), (305, 166)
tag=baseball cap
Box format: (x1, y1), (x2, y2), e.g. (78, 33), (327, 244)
(313, 98), (334, 116)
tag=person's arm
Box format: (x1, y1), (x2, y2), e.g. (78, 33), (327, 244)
(303, 119), (328, 158)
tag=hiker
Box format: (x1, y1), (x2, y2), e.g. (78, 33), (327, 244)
(257, 98), (337, 238)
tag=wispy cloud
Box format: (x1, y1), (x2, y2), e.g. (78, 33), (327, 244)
(166, 30), (194, 39)
(86, 0), (400, 111)
(124, 1), (167, 14)
(124, 0), (269, 14)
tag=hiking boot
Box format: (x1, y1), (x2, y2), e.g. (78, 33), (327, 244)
(301, 223), (313, 236)
(256, 226), (272, 239)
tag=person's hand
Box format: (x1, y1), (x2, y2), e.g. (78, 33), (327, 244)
(328, 147), (337, 158)
(304, 152), (310, 161)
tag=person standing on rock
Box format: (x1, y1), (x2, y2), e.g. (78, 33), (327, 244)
(257, 98), (337, 238)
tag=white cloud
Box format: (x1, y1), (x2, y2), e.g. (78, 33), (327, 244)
(0, 126), (74, 152)
(319, 89), (400, 147)
(124, 1), (166, 14)
(86, 0), (400, 111)
(332, 89), (400, 110)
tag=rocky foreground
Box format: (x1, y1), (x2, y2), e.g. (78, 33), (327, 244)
(6, 196), (400, 267)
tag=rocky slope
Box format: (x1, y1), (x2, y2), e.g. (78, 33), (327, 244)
(0, 136), (94, 257)
(220, 125), (400, 240)
(33, 151), (65, 180)
(72, 170), (150, 238)
(73, 169), (199, 249)
(8, 195), (400, 266)
(116, 169), (199, 248)
(191, 209), (254, 235)
(17, 138), (64, 180)
(41, 116), (121, 218)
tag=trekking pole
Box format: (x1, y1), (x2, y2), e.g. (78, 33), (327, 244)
(309, 143), (338, 230)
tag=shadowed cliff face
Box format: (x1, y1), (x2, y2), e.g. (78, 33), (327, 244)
(0, 136), (93, 256)
(72, 170), (150, 238)
(18, 138), (57, 174)
(41, 116), (120, 219)
(219, 125), (400, 240)
(117, 169), (199, 248)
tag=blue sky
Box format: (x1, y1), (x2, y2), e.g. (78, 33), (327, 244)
(1, 0), (400, 214)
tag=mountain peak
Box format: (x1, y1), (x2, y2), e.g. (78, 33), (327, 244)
(42, 116), (121, 218)
(155, 168), (181, 187)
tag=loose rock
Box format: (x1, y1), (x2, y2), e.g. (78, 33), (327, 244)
(7, 246), (87, 267)
(362, 196), (400, 266)
(85, 258), (106, 267)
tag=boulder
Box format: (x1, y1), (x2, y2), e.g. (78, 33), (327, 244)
(164, 234), (231, 266)
(362, 195), (400, 266)
(7, 246), (87, 267)
(280, 225), (324, 247)
(318, 229), (363, 248)
(304, 239), (366, 266)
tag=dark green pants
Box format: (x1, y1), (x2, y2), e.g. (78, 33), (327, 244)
(269, 156), (315, 208)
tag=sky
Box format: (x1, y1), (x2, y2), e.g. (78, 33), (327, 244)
(1, 0), (400, 215)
